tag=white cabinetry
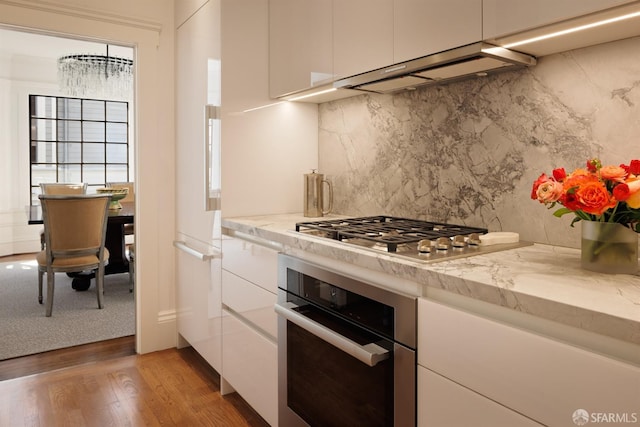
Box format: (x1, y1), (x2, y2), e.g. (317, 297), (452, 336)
(483, 0), (636, 39)
(175, 0), (208, 27)
(418, 298), (640, 426)
(393, 0), (482, 64)
(268, 0), (333, 98)
(333, 0), (393, 80)
(418, 366), (542, 427)
(175, 0), (223, 373)
(175, 240), (222, 371)
(221, 232), (280, 426)
(269, 0), (483, 98)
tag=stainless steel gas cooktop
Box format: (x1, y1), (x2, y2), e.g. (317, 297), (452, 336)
(295, 216), (532, 263)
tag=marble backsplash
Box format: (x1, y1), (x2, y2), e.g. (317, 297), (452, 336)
(318, 36), (640, 248)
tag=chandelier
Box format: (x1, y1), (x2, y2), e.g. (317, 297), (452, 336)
(57, 46), (133, 100)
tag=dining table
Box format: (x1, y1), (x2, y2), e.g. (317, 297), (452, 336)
(28, 201), (134, 291)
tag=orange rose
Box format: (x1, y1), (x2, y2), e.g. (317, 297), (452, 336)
(574, 181), (616, 215)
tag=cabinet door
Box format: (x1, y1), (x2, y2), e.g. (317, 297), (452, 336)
(175, 0), (208, 28)
(176, 241), (222, 372)
(222, 310), (278, 426)
(176, 0), (220, 239)
(418, 366), (542, 427)
(394, 0), (482, 64)
(483, 0), (636, 39)
(418, 299), (640, 426)
(333, 0), (394, 79)
(222, 269), (277, 339)
(269, 0), (333, 98)
(221, 234), (279, 294)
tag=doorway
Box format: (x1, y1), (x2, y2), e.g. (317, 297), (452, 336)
(0, 27), (136, 360)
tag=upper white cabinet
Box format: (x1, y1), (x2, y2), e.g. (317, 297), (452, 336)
(175, 0), (208, 27)
(393, 0), (482, 64)
(333, 0), (393, 80)
(269, 0), (483, 99)
(483, 0), (637, 39)
(268, 0), (333, 98)
(175, 0), (220, 240)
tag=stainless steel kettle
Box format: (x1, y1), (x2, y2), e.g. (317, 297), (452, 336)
(304, 170), (333, 217)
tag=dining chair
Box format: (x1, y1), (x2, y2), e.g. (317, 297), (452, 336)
(108, 182), (135, 289)
(39, 183), (88, 250)
(127, 244), (135, 292)
(37, 194), (111, 317)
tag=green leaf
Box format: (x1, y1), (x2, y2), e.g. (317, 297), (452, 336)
(553, 208), (574, 218)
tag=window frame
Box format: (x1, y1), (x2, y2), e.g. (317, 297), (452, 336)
(28, 94), (130, 205)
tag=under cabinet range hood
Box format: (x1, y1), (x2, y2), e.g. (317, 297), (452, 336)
(334, 42), (536, 94)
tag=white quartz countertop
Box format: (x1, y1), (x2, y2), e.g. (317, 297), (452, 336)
(221, 214), (640, 347)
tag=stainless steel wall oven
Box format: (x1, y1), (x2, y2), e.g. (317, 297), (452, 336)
(276, 254), (417, 426)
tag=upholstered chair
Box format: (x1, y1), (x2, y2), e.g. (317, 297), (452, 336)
(39, 183), (88, 250)
(37, 194), (111, 317)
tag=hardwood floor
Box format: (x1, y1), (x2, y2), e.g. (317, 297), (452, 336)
(0, 336), (137, 381)
(0, 339), (270, 427)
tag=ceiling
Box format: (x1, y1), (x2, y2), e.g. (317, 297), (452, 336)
(0, 27), (133, 60)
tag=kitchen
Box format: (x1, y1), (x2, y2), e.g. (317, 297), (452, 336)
(2, 0), (640, 426)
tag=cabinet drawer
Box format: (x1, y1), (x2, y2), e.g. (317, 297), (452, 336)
(222, 235), (278, 293)
(418, 366), (542, 427)
(222, 269), (277, 339)
(418, 298), (640, 426)
(222, 311), (277, 426)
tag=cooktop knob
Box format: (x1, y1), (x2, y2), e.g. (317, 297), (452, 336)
(435, 237), (450, 250)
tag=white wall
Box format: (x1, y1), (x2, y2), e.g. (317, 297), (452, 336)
(0, 0), (176, 354)
(220, 0), (318, 218)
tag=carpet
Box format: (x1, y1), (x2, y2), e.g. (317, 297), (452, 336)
(0, 260), (135, 361)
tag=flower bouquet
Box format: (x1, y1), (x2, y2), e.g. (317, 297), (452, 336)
(531, 158), (640, 273)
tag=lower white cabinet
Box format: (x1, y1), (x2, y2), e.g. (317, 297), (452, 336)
(176, 240), (222, 373)
(222, 309), (277, 426)
(418, 366), (542, 427)
(418, 298), (640, 426)
(221, 233), (280, 426)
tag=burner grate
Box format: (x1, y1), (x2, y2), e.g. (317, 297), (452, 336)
(296, 216), (488, 252)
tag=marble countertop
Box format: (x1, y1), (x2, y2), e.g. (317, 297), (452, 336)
(221, 214), (640, 348)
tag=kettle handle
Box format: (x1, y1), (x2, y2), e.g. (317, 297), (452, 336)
(322, 179), (333, 215)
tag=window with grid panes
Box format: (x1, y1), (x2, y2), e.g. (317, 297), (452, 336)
(29, 95), (130, 205)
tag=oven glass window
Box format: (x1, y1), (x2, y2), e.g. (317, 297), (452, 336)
(287, 319), (394, 427)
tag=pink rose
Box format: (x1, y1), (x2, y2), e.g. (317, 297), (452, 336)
(531, 173), (551, 200)
(536, 180), (564, 203)
(600, 165), (627, 182)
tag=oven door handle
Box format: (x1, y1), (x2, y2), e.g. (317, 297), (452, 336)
(275, 301), (390, 367)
